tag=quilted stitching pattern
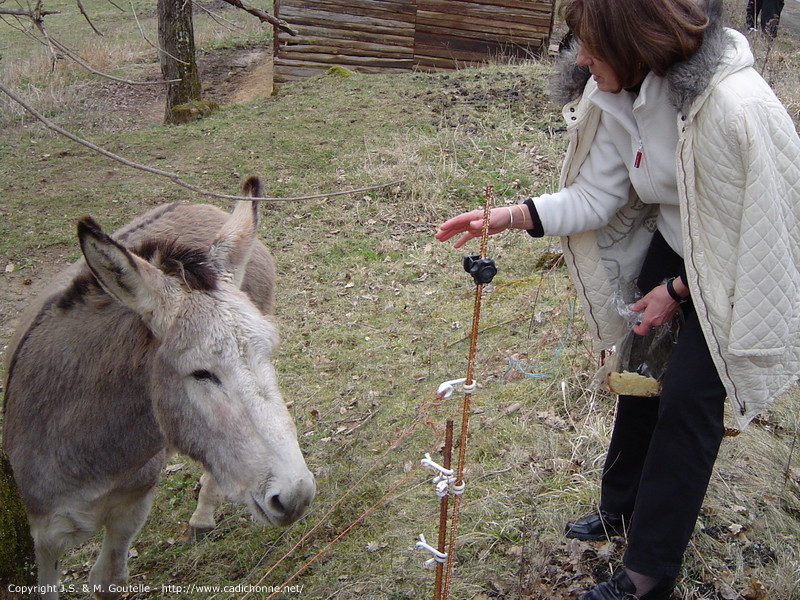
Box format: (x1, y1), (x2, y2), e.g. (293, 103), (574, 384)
(687, 72), (800, 426)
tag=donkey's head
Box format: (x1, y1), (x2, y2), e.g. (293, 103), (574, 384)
(77, 191), (315, 526)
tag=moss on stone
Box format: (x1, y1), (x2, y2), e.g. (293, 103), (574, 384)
(326, 65), (355, 78)
(169, 99), (220, 124)
(0, 451), (36, 593)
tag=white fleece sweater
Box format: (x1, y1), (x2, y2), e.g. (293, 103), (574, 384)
(534, 73), (683, 257)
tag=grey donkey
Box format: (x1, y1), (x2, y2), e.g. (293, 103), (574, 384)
(2, 177), (315, 599)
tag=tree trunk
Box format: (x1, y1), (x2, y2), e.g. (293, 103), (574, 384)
(157, 0), (202, 124)
(0, 451), (36, 599)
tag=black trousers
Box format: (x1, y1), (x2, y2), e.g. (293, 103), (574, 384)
(599, 232), (727, 579)
(746, 0), (785, 37)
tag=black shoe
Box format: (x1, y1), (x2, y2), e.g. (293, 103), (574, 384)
(565, 509), (627, 540)
(578, 568), (675, 600)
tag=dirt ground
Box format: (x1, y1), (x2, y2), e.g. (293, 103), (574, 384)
(0, 46), (274, 357)
(90, 45), (274, 127)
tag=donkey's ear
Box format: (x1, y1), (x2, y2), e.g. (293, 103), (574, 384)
(78, 217), (178, 334)
(210, 177), (261, 287)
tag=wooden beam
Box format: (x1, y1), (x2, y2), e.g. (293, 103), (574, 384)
(280, 5), (417, 32)
(280, 23), (414, 47)
(414, 37), (546, 57)
(419, 0), (552, 12)
(282, 39), (414, 57)
(289, 0), (416, 19)
(277, 50), (414, 68)
(416, 11), (552, 35)
(273, 58), (410, 83)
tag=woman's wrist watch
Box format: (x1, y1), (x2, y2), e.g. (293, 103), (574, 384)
(666, 276), (689, 303)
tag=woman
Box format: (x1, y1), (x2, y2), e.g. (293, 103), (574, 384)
(435, 0), (800, 598)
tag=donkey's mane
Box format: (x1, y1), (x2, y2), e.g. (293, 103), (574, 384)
(135, 239), (218, 291)
(57, 238), (218, 311)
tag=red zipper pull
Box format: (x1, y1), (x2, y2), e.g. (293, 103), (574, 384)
(634, 142), (643, 168)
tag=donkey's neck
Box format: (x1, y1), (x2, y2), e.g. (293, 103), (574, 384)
(6, 286), (166, 514)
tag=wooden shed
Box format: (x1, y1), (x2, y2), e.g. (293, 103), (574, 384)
(273, 0), (556, 85)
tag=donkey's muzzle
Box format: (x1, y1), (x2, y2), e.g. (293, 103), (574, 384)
(256, 474), (315, 526)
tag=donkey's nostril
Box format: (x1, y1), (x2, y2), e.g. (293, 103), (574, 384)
(259, 476), (315, 525)
(269, 494), (286, 515)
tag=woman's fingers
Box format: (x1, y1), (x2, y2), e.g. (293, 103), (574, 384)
(435, 211), (483, 241)
(435, 208), (510, 247)
(452, 229), (479, 248)
(630, 285), (679, 335)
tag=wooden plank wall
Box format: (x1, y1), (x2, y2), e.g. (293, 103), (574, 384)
(273, 0), (416, 85)
(273, 0), (554, 85)
(415, 0), (554, 70)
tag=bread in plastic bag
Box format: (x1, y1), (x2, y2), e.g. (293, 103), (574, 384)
(596, 289), (683, 397)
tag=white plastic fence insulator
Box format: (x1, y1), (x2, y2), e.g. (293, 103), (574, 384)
(421, 453), (458, 497)
(415, 534), (448, 567)
(421, 453), (454, 477)
(437, 378), (466, 399)
(436, 378), (477, 399)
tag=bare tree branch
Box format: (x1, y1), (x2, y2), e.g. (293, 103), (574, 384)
(128, 0), (189, 66)
(32, 17), (181, 85)
(0, 6), (55, 16)
(75, 0), (104, 35)
(193, 1), (239, 31)
(220, 0), (296, 35)
(104, 0), (126, 12)
(4, 0), (181, 82)
(0, 13), (47, 46)
(31, 1), (61, 73)
(0, 80), (403, 202)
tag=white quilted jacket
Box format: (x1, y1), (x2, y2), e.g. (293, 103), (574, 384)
(551, 15), (800, 428)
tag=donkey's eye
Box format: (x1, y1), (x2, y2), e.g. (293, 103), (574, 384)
(191, 370), (221, 385)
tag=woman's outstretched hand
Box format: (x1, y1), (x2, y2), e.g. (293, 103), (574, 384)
(435, 207), (512, 249)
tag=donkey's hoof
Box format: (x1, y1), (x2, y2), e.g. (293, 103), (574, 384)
(181, 525), (214, 544)
(89, 579), (124, 600)
(89, 565), (127, 600)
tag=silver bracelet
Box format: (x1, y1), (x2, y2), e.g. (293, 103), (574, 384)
(506, 206), (514, 229)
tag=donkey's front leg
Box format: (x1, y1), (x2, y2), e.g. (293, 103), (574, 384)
(89, 489), (155, 600)
(188, 471), (224, 539)
(33, 538), (65, 600)
(29, 511), (97, 600)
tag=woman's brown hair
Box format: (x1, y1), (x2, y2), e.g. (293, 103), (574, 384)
(563, 0), (710, 88)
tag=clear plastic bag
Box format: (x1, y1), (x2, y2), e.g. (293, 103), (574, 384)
(597, 290), (683, 397)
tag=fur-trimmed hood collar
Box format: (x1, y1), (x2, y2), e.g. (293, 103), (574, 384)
(549, 0), (742, 113)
